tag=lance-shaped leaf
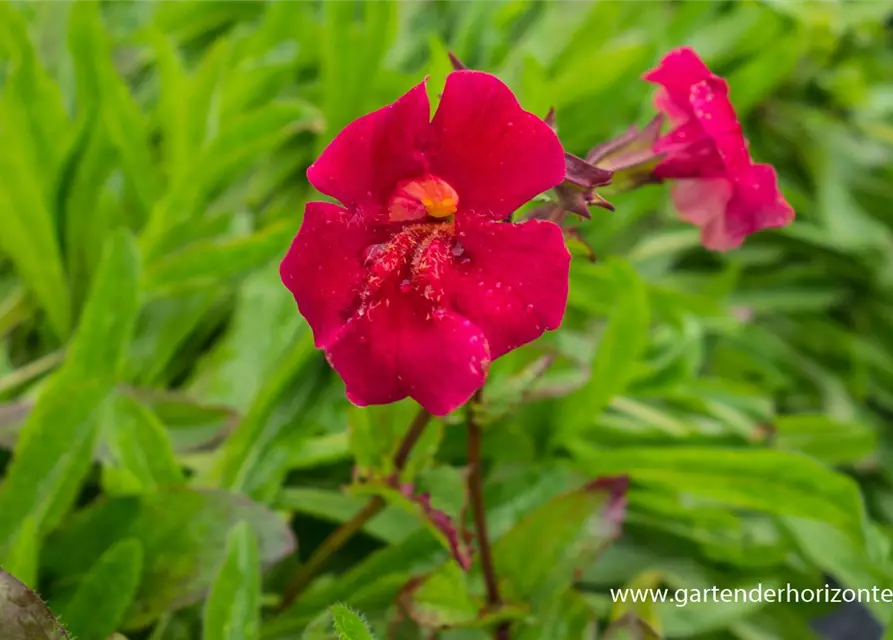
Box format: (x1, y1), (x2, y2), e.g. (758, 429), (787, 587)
(398, 484), (472, 571)
(607, 570), (664, 640)
(493, 476), (628, 604)
(0, 231), (140, 557)
(202, 522), (261, 640)
(570, 444), (871, 549)
(398, 562), (525, 630)
(350, 475), (472, 571)
(61, 539), (144, 640)
(44, 489), (295, 629)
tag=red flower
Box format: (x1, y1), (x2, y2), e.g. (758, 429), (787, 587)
(644, 48), (794, 251)
(281, 71), (569, 415)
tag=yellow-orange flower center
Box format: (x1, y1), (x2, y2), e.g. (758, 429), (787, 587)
(389, 175), (459, 222)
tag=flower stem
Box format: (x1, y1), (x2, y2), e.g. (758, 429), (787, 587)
(278, 406), (432, 612)
(467, 389), (508, 638)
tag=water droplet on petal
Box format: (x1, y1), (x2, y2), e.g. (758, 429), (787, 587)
(451, 241), (465, 258)
(432, 308), (445, 320)
(399, 279), (413, 293)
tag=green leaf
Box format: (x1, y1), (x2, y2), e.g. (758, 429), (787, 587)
(207, 327), (320, 498)
(318, 1), (398, 145)
(727, 29), (809, 116)
(202, 522), (261, 640)
(347, 400), (435, 479)
(609, 571), (664, 637)
(0, 517), (39, 589)
(774, 414), (877, 465)
(68, 1), (161, 220)
(60, 115), (119, 315)
(149, 29), (190, 181)
(603, 612), (661, 640)
(565, 260), (650, 431)
(187, 266), (306, 412)
(60, 539), (144, 640)
(350, 478), (471, 568)
(570, 444), (870, 549)
(515, 590), (594, 640)
(330, 604), (374, 640)
(126, 292), (220, 386)
(284, 433), (351, 470)
(101, 393), (185, 495)
(276, 488), (419, 544)
(44, 489), (295, 629)
(0, 568), (69, 640)
(141, 101), (321, 259)
(494, 477), (628, 603)
(0, 231), (140, 555)
(0, 1), (72, 339)
(783, 517), (893, 624)
(64, 230), (141, 382)
(402, 562), (481, 628)
(142, 221), (294, 299)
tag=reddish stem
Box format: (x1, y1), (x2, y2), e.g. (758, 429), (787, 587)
(466, 389), (509, 638)
(278, 406), (432, 611)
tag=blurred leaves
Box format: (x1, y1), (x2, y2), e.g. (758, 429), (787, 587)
(0, 231), (140, 558)
(571, 444), (869, 547)
(44, 489), (295, 629)
(202, 522), (261, 640)
(495, 477), (628, 604)
(59, 538), (144, 640)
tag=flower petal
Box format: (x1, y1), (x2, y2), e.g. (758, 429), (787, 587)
(654, 123), (726, 179)
(398, 310), (488, 415)
(307, 82), (431, 217)
(428, 71), (565, 220)
(643, 47), (714, 107)
(689, 79), (750, 171)
(671, 178), (732, 227)
(326, 288), (489, 416)
(445, 215), (570, 358)
(280, 202), (387, 349)
(725, 163), (795, 240)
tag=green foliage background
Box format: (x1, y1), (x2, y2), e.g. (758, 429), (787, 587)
(1, 1), (893, 639)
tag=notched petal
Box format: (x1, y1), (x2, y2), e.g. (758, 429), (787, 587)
(307, 81), (432, 215)
(428, 71), (566, 220)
